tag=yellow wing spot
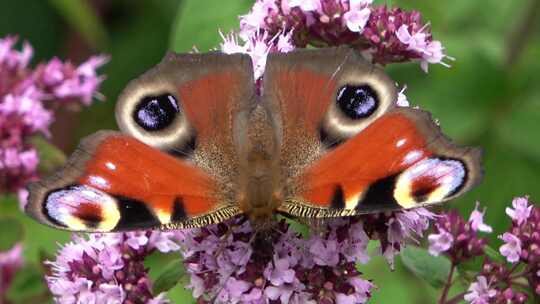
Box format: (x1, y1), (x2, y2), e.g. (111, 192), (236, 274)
(393, 177), (417, 208)
(345, 193), (361, 210)
(64, 217), (89, 231)
(45, 185), (121, 232)
(155, 209), (172, 225)
(98, 200), (121, 231)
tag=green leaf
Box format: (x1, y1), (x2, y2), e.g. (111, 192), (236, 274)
(153, 258), (186, 294)
(30, 136), (66, 175)
(170, 0), (252, 52)
(400, 246), (452, 289)
(484, 245), (505, 263)
(48, 0), (108, 49)
(456, 257), (483, 283)
(0, 217), (24, 251)
(6, 265), (47, 301)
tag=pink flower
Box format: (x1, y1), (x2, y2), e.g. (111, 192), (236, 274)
(505, 196), (532, 226)
(342, 222), (370, 264)
(464, 276), (497, 304)
(343, 7), (371, 32)
(239, 1), (449, 69)
(220, 277), (251, 302)
(469, 202), (493, 233)
(264, 256), (296, 286)
(48, 55), (109, 105)
(47, 232), (180, 303)
(220, 31), (248, 54)
(499, 232), (522, 263)
(396, 24), (428, 54)
(239, 0), (278, 38)
(394, 86), (409, 108)
(0, 243), (24, 297)
(180, 217), (375, 303)
(0, 36), (107, 204)
(396, 24), (450, 72)
(309, 236), (340, 267)
(426, 209), (488, 262)
(421, 40), (448, 71)
(428, 227), (454, 256)
(288, 0), (320, 12)
(220, 30), (295, 81)
(0, 37), (32, 69)
(377, 208), (435, 265)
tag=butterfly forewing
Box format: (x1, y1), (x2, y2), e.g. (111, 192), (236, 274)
(26, 52), (256, 232)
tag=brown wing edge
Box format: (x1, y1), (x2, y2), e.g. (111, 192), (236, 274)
(391, 106), (483, 200)
(25, 130), (120, 230)
(115, 51), (256, 153)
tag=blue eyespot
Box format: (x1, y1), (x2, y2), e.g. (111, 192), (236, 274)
(336, 85), (378, 119)
(133, 94), (179, 131)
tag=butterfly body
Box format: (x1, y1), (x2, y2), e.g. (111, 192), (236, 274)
(237, 104), (282, 224)
(25, 47), (482, 232)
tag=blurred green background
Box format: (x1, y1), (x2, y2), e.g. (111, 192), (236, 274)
(0, 0), (539, 303)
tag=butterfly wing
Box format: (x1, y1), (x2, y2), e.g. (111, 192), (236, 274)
(26, 52), (255, 231)
(261, 47), (482, 217)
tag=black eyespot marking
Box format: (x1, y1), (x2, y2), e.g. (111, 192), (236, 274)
(319, 126), (345, 149)
(114, 196), (160, 230)
(336, 85), (378, 119)
(356, 174), (401, 212)
(168, 133), (197, 158)
(43, 187), (71, 228)
(133, 93), (179, 131)
(330, 185), (345, 209)
(171, 197), (187, 222)
(73, 203), (103, 228)
(410, 176), (439, 203)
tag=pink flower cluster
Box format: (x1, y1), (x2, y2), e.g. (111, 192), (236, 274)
(0, 36), (107, 205)
(0, 243), (24, 300)
(427, 202), (491, 259)
(179, 209), (434, 303)
(466, 196), (539, 304)
(238, 0), (451, 72)
(46, 231), (182, 304)
(427, 197), (539, 304)
(180, 217), (373, 304)
(362, 208), (435, 266)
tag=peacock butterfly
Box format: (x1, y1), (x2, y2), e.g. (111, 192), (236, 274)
(25, 47), (482, 232)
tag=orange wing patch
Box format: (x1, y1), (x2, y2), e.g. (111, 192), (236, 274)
(291, 109), (480, 214)
(27, 132), (237, 232)
(80, 134), (218, 216)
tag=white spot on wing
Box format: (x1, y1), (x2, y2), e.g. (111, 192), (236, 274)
(402, 150), (423, 165)
(105, 162), (116, 170)
(45, 185), (120, 231)
(88, 175), (110, 189)
(394, 158), (466, 208)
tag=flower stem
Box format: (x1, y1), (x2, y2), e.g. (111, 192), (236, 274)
(438, 262), (456, 304)
(445, 292), (467, 304)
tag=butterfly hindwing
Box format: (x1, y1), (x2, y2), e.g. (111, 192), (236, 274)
(26, 131), (240, 231)
(280, 108), (482, 217)
(26, 52), (255, 232)
(261, 48), (482, 217)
